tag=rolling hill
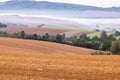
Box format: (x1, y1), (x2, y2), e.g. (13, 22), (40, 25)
(0, 0), (120, 18)
(0, 37), (120, 80)
(0, 37), (95, 54)
(0, 0), (119, 11)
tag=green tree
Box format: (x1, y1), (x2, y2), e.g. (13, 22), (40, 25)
(92, 36), (100, 41)
(101, 41), (111, 51)
(56, 34), (64, 43)
(0, 23), (7, 28)
(100, 31), (107, 40)
(107, 34), (116, 41)
(73, 38), (86, 47)
(80, 34), (90, 41)
(92, 41), (101, 50)
(111, 41), (120, 54)
(115, 31), (120, 36)
(32, 34), (38, 40)
(45, 33), (49, 41)
(20, 31), (26, 38)
(42, 33), (50, 41)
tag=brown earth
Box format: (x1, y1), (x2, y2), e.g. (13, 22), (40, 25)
(0, 38), (120, 80)
(0, 27), (67, 36)
(0, 27), (94, 38)
(0, 37), (95, 54)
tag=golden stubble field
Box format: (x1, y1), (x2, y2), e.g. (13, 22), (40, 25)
(0, 38), (120, 80)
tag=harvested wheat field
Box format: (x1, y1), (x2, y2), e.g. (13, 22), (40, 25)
(0, 37), (95, 54)
(0, 38), (120, 80)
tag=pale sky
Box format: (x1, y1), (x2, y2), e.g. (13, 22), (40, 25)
(0, 0), (120, 7)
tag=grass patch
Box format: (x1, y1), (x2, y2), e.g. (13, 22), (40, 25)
(46, 26), (92, 32)
(88, 32), (113, 38)
(52, 27), (79, 31)
(116, 36), (120, 40)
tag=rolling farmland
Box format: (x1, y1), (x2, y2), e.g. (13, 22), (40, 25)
(0, 27), (94, 38)
(0, 38), (120, 80)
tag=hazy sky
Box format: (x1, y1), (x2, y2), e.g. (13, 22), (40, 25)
(0, 0), (120, 7)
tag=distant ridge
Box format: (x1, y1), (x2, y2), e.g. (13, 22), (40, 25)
(0, 0), (119, 11)
(0, 0), (120, 18)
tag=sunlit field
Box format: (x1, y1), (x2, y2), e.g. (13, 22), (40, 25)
(0, 53), (120, 80)
(0, 38), (120, 80)
(0, 0), (120, 80)
(88, 32), (113, 38)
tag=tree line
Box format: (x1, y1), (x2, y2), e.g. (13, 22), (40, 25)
(0, 30), (120, 55)
(0, 23), (7, 28)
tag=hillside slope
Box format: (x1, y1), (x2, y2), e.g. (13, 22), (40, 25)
(0, 0), (120, 18)
(0, 39), (120, 80)
(0, 37), (95, 54)
(0, 0), (120, 11)
(0, 37), (120, 80)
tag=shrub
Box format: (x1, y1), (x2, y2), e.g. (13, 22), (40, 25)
(91, 51), (108, 55)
